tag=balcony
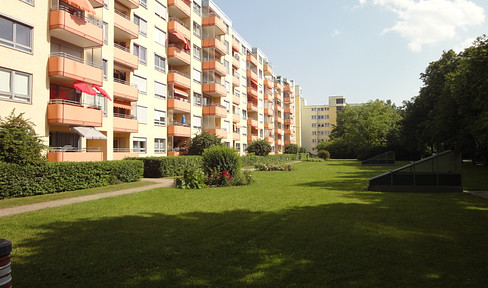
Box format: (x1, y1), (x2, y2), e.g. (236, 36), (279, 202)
(168, 97), (191, 113)
(264, 79), (273, 89)
(232, 38), (240, 51)
(247, 135), (258, 142)
(48, 149), (103, 162)
(168, 18), (191, 40)
(284, 86), (293, 93)
(232, 95), (240, 104)
(203, 105), (227, 118)
(168, 70), (191, 90)
(168, 45), (191, 66)
(168, 124), (191, 137)
(49, 9), (103, 48)
(275, 139), (283, 146)
(264, 123), (274, 129)
(285, 129), (293, 135)
(113, 114), (138, 133)
(203, 61), (227, 76)
(205, 129), (227, 138)
(202, 16), (226, 35)
(284, 119), (294, 125)
(264, 108), (273, 116)
(168, 0), (191, 18)
(114, 44), (138, 70)
(275, 128), (283, 135)
(247, 70), (258, 83)
(274, 105), (283, 112)
(47, 100), (102, 127)
(232, 56), (240, 68)
(232, 75), (240, 87)
(114, 10), (138, 39)
(202, 38), (226, 55)
(233, 133), (240, 141)
(284, 97), (292, 103)
(284, 108), (294, 114)
(247, 118), (258, 128)
(274, 93), (282, 101)
(233, 113), (240, 123)
(203, 83), (227, 97)
(247, 87), (258, 99)
(117, 0), (139, 9)
(247, 54), (257, 66)
(113, 149), (138, 160)
(247, 102), (257, 112)
(264, 64), (273, 75)
(264, 93), (272, 101)
(265, 137), (274, 144)
(48, 53), (102, 86)
(113, 79), (138, 102)
(274, 81), (283, 90)
(275, 117), (282, 123)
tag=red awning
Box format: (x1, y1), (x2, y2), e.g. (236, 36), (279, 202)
(113, 100), (132, 110)
(93, 84), (112, 101)
(174, 87), (188, 97)
(63, 0), (96, 14)
(172, 31), (190, 51)
(73, 82), (97, 95)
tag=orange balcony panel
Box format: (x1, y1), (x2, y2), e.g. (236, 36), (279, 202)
(168, 125), (191, 137)
(168, 0), (191, 18)
(264, 64), (273, 75)
(264, 108), (273, 116)
(49, 56), (103, 86)
(233, 133), (240, 141)
(284, 119), (293, 125)
(265, 137), (273, 144)
(113, 151), (138, 160)
(247, 70), (258, 83)
(113, 81), (138, 102)
(284, 108), (293, 114)
(233, 113), (240, 122)
(264, 79), (273, 89)
(168, 72), (191, 90)
(48, 103), (103, 127)
(168, 98), (191, 113)
(232, 95), (240, 105)
(202, 38), (226, 55)
(203, 105), (227, 118)
(275, 128), (283, 135)
(88, 0), (104, 8)
(247, 87), (258, 99)
(232, 56), (240, 68)
(264, 123), (274, 129)
(205, 128), (227, 138)
(247, 135), (258, 142)
(247, 54), (257, 66)
(202, 16), (226, 35)
(274, 93), (282, 100)
(247, 103), (257, 112)
(274, 82), (283, 89)
(168, 151), (187, 156)
(274, 105), (283, 112)
(48, 151), (103, 162)
(284, 86), (293, 93)
(114, 46), (138, 70)
(284, 97), (292, 103)
(168, 45), (191, 66)
(203, 61), (227, 76)
(113, 117), (138, 133)
(203, 83), (227, 97)
(232, 76), (240, 87)
(232, 38), (240, 51)
(285, 129), (292, 135)
(49, 10), (103, 48)
(264, 93), (272, 101)
(275, 139), (283, 146)
(247, 119), (258, 127)
(168, 20), (191, 41)
(274, 117), (282, 123)
(114, 12), (138, 39)
(118, 0), (139, 9)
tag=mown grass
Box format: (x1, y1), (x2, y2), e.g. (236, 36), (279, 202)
(1, 160), (487, 287)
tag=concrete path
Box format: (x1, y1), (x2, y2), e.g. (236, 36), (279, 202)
(464, 190), (488, 200)
(0, 178), (175, 218)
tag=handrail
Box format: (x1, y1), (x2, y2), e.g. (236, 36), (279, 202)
(170, 122), (191, 127)
(169, 95), (189, 102)
(51, 4), (103, 27)
(114, 113), (136, 119)
(168, 44), (190, 54)
(50, 52), (102, 69)
(169, 17), (189, 30)
(114, 43), (130, 52)
(169, 70), (190, 78)
(49, 147), (102, 152)
(114, 148), (131, 152)
(48, 99), (102, 110)
(114, 9), (130, 20)
(204, 104), (226, 109)
(114, 78), (137, 87)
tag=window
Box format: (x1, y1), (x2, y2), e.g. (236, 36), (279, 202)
(243, 144), (247, 151)
(236, 143), (240, 150)
(193, 69), (201, 83)
(155, 1), (166, 20)
(103, 22), (108, 44)
(86, 94), (107, 116)
(154, 27), (166, 46)
(0, 16), (32, 53)
(193, 92), (202, 106)
(223, 121), (230, 132)
(193, 1), (201, 15)
(193, 45), (201, 61)
(224, 60), (229, 74)
(259, 113), (264, 123)
(154, 138), (166, 153)
(102, 59), (108, 80)
(259, 70), (263, 79)
(133, 15), (147, 36)
(224, 40), (229, 54)
(154, 109), (166, 126)
(225, 81), (230, 93)
(20, 0), (34, 5)
(136, 105), (147, 124)
(104, 0), (108, 9)
(242, 110), (247, 119)
(154, 54), (166, 72)
(312, 115), (317, 120)
(193, 22), (201, 38)
(154, 81), (166, 99)
(192, 115), (202, 129)
(0, 67), (31, 103)
(336, 98), (345, 104)
(311, 123), (317, 128)
(224, 100), (230, 112)
(133, 44), (147, 65)
(133, 75), (147, 94)
(133, 137), (146, 153)
(140, 0), (147, 8)
(259, 56), (263, 64)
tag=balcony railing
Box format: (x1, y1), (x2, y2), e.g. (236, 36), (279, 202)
(114, 78), (137, 88)
(169, 16), (189, 30)
(49, 147), (101, 152)
(50, 2), (103, 27)
(50, 52), (102, 69)
(49, 99), (101, 110)
(114, 113), (136, 119)
(115, 9), (130, 20)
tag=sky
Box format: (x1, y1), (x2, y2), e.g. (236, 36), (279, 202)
(212, 0), (488, 106)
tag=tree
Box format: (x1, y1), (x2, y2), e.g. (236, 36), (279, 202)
(0, 111), (46, 165)
(187, 131), (222, 155)
(246, 140), (272, 156)
(284, 144), (308, 154)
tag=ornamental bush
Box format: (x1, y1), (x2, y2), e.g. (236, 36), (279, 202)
(127, 156), (202, 178)
(201, 145), (241, 177)
(175, 166), (207, 189)
(246, 140), (272, 156)
(187, 131), (222, 155)
(318, 150), (331, 160)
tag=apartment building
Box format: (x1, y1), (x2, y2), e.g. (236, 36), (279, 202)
(301, 96), (346, 153)
(0, 0), (298, 161)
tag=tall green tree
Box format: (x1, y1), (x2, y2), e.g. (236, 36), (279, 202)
(187, 131), (222, 155)
(0, 111), (46, 165)
(246, 140), (272, 156)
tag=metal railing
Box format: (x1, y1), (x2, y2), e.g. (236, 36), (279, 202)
(114, 9), (130, 20)
(169, 70), (190, 78)
(49, 147), (102, 152)
(168, 44), (190, 54)
(114, 78), (137, 88)
(50, 52), (102, 69)
(114, 113), (136, 119)
(50, 0), (102, 27)
(169, 17), (189, 30)
(168, 95), (189, 102)
(169, 121), (191, 127)
(203, 104), (226, 109)
(48, 99), (102, 110)
(114, 43), (130, 52)
(114, 148), (132, 153)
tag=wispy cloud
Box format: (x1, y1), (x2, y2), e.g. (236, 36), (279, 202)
(453, 37), (476, 53)
(359, 0), (485, 52)
(331, 29), (341, 37)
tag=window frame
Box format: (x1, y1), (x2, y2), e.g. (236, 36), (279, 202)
(0, 15), (33, 53)
(0, 67), (32, 103)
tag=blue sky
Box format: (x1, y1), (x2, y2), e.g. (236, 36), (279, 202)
(212, 0), (488, 106)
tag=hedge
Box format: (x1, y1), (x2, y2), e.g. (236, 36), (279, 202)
(0, 160), (143, 199)
(241, 153), (309, 167)
(126, 156), (203, 178)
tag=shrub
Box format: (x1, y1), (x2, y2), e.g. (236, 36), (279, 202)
(318, 150), (331, 160)
(127, 156), (202, 178)
(175, 166), (207, 189)
(284, 144), (308, 154)
(241, 153), (309, 167)
(246, 140), (272, 156)
(202, 145), (241, 177)
(206, 170), (253, 187)
(187, 131), (222, 155)
(254, 163), (294, 171)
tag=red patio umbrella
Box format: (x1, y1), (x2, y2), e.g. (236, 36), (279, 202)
(93, 84), (112, 101)
(73, 82), (97, 95)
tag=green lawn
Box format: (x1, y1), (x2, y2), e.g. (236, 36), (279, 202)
(1, 160), (487, 287)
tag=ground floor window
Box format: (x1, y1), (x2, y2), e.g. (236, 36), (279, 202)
(133, 137), (147, 153)
(154, 138), (166, 153)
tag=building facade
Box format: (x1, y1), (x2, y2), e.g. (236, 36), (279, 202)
(301, 96), (346, 154)
(0, 0), (299, 161)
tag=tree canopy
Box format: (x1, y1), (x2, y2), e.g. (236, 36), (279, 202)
(187, 131), (222, 155)
(246, 140), (272, 156)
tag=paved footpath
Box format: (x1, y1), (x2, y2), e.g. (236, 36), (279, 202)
(0, 178), (175, 218)
(465, 190), (488, 200)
